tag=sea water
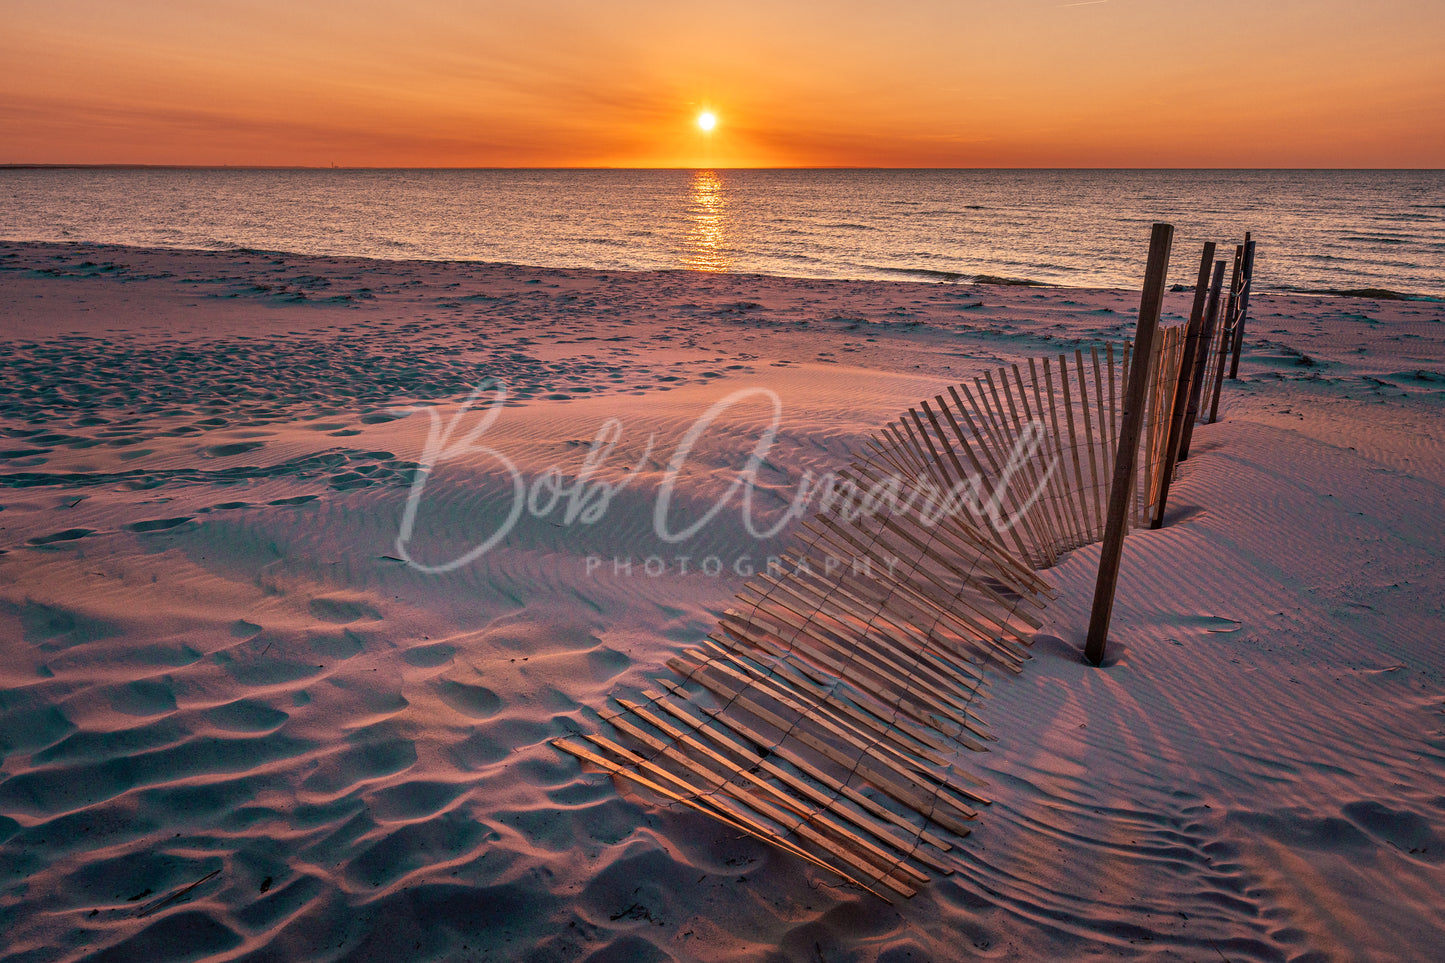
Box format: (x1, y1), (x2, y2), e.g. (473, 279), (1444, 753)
(2, 168), (1442, 297)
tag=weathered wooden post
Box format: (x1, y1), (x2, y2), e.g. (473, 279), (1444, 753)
(1084, 222), (1173, 666)
(1207, 245), (1245, 424)
(1150, 241), (1215, 529)
(1228, 237), (1256, 379)
(1179, 259), (1226, 462)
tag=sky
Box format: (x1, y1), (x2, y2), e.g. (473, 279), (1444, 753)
(2, 0), (1442, 168)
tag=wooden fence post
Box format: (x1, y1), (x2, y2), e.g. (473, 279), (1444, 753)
(1150, 241), (1215, 529)
(1084, 223), (1173, 667)
(1207, 245), (1245, 424)
(1179, 259), (1226, 462)
(1228, 237), (1256, 379)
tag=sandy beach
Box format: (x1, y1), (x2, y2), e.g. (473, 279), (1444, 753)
(2, 239), (1443, 962)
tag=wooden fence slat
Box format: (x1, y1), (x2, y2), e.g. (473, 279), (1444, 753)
(1085, 222), (1173, 665)
(1208, 245), (1245, 423)
(642, 688), (960, 860)
(1229, 234), (1255, 379)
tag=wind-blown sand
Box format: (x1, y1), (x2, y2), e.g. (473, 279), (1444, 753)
(1, 240), (1442, 962)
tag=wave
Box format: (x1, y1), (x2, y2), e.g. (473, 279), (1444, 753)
(1276, 285), (1442, 302)
(861, 265), (1051, 285)
(1340, 236), (1409, 245)
(196, 237), (253, 252)
(865, 266), (967, 281)
(972, 273), (1050, 287)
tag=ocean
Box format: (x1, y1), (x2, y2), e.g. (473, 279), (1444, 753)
(2, 168), (1442, 297)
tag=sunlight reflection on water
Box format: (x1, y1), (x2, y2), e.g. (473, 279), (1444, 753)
(682, 170), (730, 272)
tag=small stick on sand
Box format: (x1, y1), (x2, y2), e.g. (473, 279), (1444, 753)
(136, 869), (221, 918)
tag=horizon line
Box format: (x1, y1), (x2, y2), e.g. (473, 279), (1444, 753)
(4, 163), (1444, 173)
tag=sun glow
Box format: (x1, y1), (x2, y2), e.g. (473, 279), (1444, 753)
(697, 111), (717, 132)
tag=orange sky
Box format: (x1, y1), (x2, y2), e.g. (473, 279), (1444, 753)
(2, 0), (1442, 167)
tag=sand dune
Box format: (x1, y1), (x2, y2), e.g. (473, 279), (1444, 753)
(1, 241), (1443, 961)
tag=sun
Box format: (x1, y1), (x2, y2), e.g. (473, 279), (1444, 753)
(697, 111), (717, 132)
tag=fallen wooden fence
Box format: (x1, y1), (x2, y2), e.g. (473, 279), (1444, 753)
(556, 227), (1249, 899)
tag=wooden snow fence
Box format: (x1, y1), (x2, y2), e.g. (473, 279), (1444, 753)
(554, 327), (1192, 901)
